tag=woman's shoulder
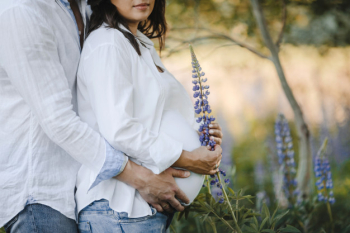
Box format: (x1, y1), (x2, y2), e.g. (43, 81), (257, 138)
(83, 25), (130, 57)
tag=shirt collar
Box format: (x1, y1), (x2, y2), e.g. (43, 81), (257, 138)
(118, 24), (154, 50)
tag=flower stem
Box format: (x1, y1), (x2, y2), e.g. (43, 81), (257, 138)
(206, 175), (211, 194)
(217, 172), (241, 233)
(326, 202), (334, 233)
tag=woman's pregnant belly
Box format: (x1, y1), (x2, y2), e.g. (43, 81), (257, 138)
(158, 110), (205, 205)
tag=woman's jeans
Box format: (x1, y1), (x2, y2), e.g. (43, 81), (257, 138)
(3, 204), (78, 233)
(78, 199), (169, 233)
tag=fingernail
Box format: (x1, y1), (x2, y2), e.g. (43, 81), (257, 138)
(184, 171), (190, 177)
(209, 130), (214, 134)
(210, 136), (214, 140)
(209, 124), (213, 128)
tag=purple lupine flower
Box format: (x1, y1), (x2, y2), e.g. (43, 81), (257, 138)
(314, 138), (335, 205)
(275, 114), (298, 205)
(190, 45), (230, 203)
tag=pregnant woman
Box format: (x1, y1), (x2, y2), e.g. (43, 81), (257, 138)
(75, 0), (224, 232)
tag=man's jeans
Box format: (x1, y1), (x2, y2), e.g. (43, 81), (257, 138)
(3, 204), (78, 233)
(78, 199), (168, 233)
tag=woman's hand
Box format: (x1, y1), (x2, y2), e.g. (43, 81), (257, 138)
(208, 123), (223, 145)
(173, 145), (222, 175)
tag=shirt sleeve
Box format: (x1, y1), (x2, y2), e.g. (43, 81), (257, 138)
(0, 6), (127, 189)
(81, 44), (183, 174)
(90, 140), (129, 190)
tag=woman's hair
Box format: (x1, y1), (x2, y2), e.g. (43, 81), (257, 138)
(87, 0), (167, 55)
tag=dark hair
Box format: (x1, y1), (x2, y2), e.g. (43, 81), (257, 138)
(87, 0), (167, 55)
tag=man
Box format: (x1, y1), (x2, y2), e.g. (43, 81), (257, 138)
(0, 0), (189, 232)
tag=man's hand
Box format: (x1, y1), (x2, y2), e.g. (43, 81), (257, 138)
(115, 161), (190, 213)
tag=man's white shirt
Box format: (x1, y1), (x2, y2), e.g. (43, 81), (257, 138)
(0, 0), (127, 226)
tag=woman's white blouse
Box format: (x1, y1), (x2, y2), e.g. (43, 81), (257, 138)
(75, 25), (199, 217)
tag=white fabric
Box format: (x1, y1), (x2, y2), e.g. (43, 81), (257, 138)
(0, 0), (127, 226)
(75, 25), (202, 217)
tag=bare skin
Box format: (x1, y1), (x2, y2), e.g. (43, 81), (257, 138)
(106, 0), (225, 213)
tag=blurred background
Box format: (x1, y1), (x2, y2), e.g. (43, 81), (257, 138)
(2, 0), (349, 232)
(160, 0), (350, 232)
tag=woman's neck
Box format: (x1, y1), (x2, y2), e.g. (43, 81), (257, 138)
(127, 22), (139, 36)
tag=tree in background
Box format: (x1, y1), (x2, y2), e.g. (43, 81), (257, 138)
(164, 0), (350, 201)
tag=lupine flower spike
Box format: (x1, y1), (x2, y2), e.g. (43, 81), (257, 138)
(190, 45), (240, 232)
(275, 114), (298, 206)
(314, 138), (335, 205)
(189, 45), (230, 203)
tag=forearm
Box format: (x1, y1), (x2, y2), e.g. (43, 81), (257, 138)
(115, 160), (154, 190)
(171, 150), (194, 171)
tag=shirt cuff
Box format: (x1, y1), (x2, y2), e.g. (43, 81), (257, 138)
(88, 140), (128, 190)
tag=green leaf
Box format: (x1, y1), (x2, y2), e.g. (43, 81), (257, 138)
(262, 204), (270, 220)
(259, 217), (269, 231)
(228, 187), (235, 195)
(177, 211), (185, 221)
(253, 216), (258, 227)
(280, 225), (301, 233)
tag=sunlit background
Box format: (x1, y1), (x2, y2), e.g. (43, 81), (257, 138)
(160, 0), (350, 232)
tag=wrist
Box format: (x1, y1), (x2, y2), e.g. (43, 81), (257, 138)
(172, 150), (194, 170)
(115, 160), (154, 190)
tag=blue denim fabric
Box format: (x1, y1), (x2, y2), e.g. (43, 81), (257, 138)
(89, 140), (128, 190)
(3, 204), (78, 233)
(78, 199), (168, 233)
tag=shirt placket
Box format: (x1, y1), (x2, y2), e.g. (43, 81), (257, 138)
(56, 0), (81, 50)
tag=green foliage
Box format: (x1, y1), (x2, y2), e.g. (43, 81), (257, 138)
(170, 115), (350, 232)
(166, 0), (350, 47)
(176, 189), (302, 233)
(0, 228), (4, 233)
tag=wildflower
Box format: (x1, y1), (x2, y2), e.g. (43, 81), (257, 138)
(274, 114), (298, 205)
(190, 45), (231, 203)
(314, 138), (335, 205)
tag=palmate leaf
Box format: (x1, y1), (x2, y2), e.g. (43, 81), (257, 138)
(279, 225), (301, 232)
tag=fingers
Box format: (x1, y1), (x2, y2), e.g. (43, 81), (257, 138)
(160, 202), (175, 213)
(210, 136), (222, 145)
(209, 123), (221, 130)
(167, 197), (184, 212)
(209, 129), (223, 139)
(214, 145), (223, 155)
(167, 167), (191, 178)
(174, 186), (190, 206)
(151, 203), (163, 213)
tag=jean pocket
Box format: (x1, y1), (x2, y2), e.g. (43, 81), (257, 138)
(4, 215), (18, 232)
(78, 221), (92, 233)
(120, 206), (157, 223)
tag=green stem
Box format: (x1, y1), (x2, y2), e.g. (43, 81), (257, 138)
(217, 172), (241, 233)
(326, 202), (334, 233)
(198, 200), (235, 232)
(206, 175), (211, 194)
(209, 219), (218, 233)
(236, 199), (239, 222)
